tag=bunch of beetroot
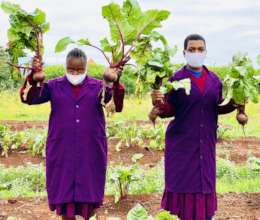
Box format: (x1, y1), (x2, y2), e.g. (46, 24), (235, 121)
(1, 1), (50, 85)
(55, 0), (170, 83)
(223, 53), (260, 131)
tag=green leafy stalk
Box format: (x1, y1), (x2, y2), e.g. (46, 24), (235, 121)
(108, 165), (141, 203)
(55, 0), (170, 75)
(132, 31), (178, 99)
(223, 53), (259, 129)
(223, 53), (259, 105)
(127, 203), (179, 220)
(1, 1), (50, 81)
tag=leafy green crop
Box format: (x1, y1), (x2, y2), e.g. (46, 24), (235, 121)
(1, 1), (50, 78)
(114, 124), (144, 151)
(127, 203), (179, 220)
(223, 53), (259, 105)
(160, 78), (191, 95)
(127, 203), (151, 220)
(55, 0), (170, 75)
(0, 46), (18, 90)
(107, 165), (142, 203)
(132, 32), (177, 98)
(0, 125), (47, 158)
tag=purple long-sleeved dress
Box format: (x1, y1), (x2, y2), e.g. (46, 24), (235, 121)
(160, 66), (237, 220)
(20, 75), (124, 219)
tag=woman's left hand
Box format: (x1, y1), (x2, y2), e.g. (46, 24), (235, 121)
(103, 67), (120, 83)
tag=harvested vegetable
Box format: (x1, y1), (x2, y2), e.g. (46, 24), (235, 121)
(55, 0), (170, 80)
(223, 53), (259, 131)
(1, 1), (50, 85)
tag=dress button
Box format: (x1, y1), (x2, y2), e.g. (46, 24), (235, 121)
(76, 105), (79, 108)
(200, 124), (204, 128)
(200, 139), (203, 143)
(76, 119), (80, 123)
(200, 155), (203, 160)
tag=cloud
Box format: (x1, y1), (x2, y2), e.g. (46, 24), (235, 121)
(0, 0), (259, 65)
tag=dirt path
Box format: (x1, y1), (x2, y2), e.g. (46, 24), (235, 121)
(1, 137), (259, 168)
(0, 193), (259, 220)
(217, 137), (260, 164)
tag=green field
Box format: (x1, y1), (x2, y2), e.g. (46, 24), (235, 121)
(0, 90), (259, 138)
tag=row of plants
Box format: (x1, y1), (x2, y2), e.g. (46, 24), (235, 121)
(0, 125), (46, 158)
(0, 123), (166, 158)
(0, 156), (259, 200)
(0, 121), (246, 158)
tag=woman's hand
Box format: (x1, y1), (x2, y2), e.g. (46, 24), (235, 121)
(151, 89), (164, 106)
(103, 67), (120, 84)
(32, 57), (45, 82)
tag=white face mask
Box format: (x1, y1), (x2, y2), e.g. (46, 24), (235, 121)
(66, 73), (86, 85)
(184, 51), (206, 68)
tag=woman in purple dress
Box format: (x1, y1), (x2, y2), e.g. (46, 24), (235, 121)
(20, 48), (125, 220)
(151, 34), (241, 220)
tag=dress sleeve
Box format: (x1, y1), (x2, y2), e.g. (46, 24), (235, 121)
(112, 81), (125, 112)
(20, 79), (51, 105)
(217, 81), (224, 105)
(103, 85), (113, 104)
(157, 101), (176, 118)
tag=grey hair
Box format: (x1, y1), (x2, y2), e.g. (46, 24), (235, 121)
(66, 48), (87, 63)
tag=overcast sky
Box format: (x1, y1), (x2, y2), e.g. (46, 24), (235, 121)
(0, 0), (259, 67)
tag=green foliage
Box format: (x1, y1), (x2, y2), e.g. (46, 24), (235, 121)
(87, 62), (105, 79)
(55, 37), (76, 53)
(1, 1), (49, 69)
(247, 156), (260, 173)
(133, 33), (177, 94)
(217, 157), (239, 181)
(223, 53), (259, 104)
(127, 203), (178, 220)
(160, 78), (191, 95)
(114, 124), (144, 151)
(107, 165), (142, 203)
(0, 156), (259, 199)
(141, 124), (165, 151)
(127, 203), (152, 220)
(120, 66), (139, 95)
(109, 122), (166, 151)
(0, 125), (47, 158)
(55, 0), (170, 89)
(44, 65), (65, 79)
(217, 124), (232, 140)
(155, 210), (178, 220)
(0, 163), (46, 198)
(210, 65), (229, 81)
(0, 46), (20, 90)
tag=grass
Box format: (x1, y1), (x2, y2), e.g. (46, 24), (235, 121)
(0, 90), (259, 138)
(218, 101), (260, 138)
(0, 90), (151, 121)
(0, 157), (259, 199)
(0, 90), (50, 121)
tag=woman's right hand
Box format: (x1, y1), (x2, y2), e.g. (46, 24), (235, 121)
(32, 57), (45, 82)
(151, 89), (164, 106)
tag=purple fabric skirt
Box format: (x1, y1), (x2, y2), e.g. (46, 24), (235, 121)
(161, 190), (217, 220)
(49, 202), (101, 219)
